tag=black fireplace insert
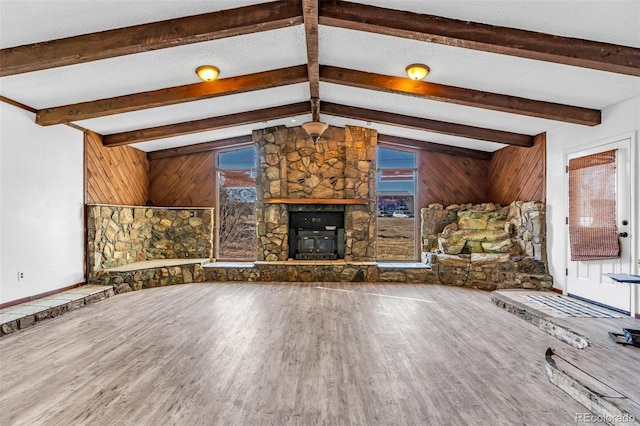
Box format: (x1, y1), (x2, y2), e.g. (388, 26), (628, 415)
(289, 210), (345, 260)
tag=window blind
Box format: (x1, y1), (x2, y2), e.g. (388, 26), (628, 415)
(568, 149), (619, 261)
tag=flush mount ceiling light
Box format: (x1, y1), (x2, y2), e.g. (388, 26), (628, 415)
(301, 97), (328, 144)
(405, 63), (430, 80)
(195, 65), (220, 82)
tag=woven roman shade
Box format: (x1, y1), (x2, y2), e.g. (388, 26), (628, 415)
(568, 149), (619, 261)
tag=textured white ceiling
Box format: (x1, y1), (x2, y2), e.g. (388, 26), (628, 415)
(357, 0), (640, 48)
(0, 25), (307, 108)
(0, 0), (275, 47)
(320, 27), (640, 109)
(78, 84), (311, 134)
(1, 0), (639, 153)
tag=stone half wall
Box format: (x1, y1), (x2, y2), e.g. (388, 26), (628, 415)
(253, 125), (377, 261)
(87, 205), (214, 275)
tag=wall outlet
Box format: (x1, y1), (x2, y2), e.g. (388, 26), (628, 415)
(17, 271), (24, 281)
(184, 251), (189, 258)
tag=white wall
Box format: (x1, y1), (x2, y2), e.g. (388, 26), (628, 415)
(0, 102), (85, 304)
(546, 96), (640, 312)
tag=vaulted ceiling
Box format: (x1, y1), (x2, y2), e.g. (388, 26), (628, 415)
(1, 1), (639, 157)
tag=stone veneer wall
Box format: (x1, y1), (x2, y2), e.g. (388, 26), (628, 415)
(204, 263), (379, 283)
(421, 201), (546, 259)
(253, 125), (377, 261)
(200, 259), (551, 291)
(87, 204), (214, 275)
(94, 262), (207, 294)
(419, 201), (552, 291)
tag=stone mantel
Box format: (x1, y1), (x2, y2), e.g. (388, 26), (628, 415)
(262, 198), (368, 205)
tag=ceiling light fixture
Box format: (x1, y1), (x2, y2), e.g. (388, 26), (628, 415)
(301, 97), (328, 144)
(195, 65), (220, 82)
(405, 63), (430, 80)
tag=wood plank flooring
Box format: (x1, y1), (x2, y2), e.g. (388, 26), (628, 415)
(0, 284), (603, 425)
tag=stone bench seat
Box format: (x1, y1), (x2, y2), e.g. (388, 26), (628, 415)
(105, 258), (210, 272)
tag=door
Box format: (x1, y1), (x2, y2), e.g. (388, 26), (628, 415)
(566, 137), (633, 314)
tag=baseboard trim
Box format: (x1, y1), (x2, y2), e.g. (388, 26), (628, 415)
(550, 287), (563, 294)
(0, 282), (86, 310)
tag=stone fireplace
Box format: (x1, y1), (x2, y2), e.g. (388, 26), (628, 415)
(253, 125), (377, 262)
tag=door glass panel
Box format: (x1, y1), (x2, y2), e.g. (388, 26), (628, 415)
(302, 237), (315, 252)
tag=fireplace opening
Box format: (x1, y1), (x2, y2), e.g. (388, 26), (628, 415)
(289, 210), (345, 260)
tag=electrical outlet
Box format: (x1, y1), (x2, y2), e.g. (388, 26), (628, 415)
(17, 271), (24, 281)
(184, 251), (189, 258)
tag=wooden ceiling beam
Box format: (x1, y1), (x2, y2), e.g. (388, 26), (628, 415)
(0, 1), (303, 77)
(319, 1), (640, 77)
(321, 102), (533, 147)
(147, 135), (254, 160)
(302, 0), (320, 98)
(103, 102), (310, 147)
(377, 134), (493, 160)
(320, 66), (601, 126)
(36, 65), (308, 126)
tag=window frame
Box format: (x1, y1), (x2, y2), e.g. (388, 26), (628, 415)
(376, 143), (420, 262)
(214, 144), (257, 261)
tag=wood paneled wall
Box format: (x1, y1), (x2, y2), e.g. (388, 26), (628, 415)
(417, 151), (489, 207)
(488, 133), (546, 204)
(149, 152), (216, 207)
(85, 131), (149, 205)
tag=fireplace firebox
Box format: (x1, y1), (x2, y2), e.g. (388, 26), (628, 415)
(289, 210), (345, 260)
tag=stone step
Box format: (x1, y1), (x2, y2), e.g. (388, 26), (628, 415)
(0, 285), (114, 337)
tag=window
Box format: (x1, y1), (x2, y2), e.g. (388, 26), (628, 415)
(376, 147), (417, 260)
(217, 147), (257, 260)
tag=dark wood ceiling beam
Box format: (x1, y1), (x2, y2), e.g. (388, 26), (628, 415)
(320, 66), (601, 126)
(103, 102), (310, 147)
(321, 102), (533, 147)
(377, 134), (492, 160)
(0, 1), (303, 77)
(36, 65), (308, 126)
(302, 0), (320, 98)
(147, 135), (254, 160)
(319, 1), (640, 77)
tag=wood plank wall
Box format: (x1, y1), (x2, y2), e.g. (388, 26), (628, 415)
(85, 131), (149, 205)
(488, 133), (546, 204)
(149, 152), (216, 207)
(417, 151), (489, 207)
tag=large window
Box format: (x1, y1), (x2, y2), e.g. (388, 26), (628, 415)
(376, 147), (417, 261)
(217, 147), (257, 260)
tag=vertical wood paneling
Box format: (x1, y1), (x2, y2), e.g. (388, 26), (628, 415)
(85, 131), (149, 205)
(418, 151), (489, 207)
(149, 152), (216, 207)
(488, 133), (546, 204)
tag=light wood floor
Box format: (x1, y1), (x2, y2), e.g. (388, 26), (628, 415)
(0, 283), (599, 425)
